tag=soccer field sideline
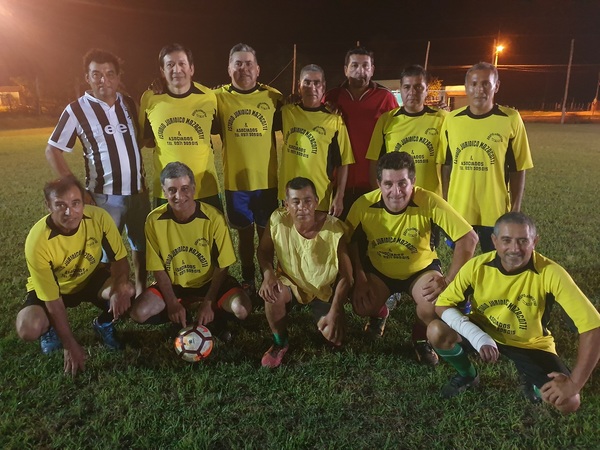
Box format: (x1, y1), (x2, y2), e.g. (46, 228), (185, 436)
(1, 123), (599, 449)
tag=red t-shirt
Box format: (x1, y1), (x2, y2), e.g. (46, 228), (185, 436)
(325, 81), (398, 189)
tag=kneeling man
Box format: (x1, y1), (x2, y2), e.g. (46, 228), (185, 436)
(429, 212), (600, 413)
(130, 162), (251, 337)
(16, 177), (134, 376)
(258, 177), (353, 368)
(347, 151), (478, 365)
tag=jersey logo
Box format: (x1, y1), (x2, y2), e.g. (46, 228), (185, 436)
(517, 294), (537, 307)
(257, 102), (271, 110)
(194, 238), (209, 247)
(425, 127), (439, 136)
(487, 133), (503, 143)
(192, 109), (207, 118)
(102, 123), (129, 135)
(312, 126), (326, 136)
(86, 237), (99, 247)
(403, 227), (419, 238)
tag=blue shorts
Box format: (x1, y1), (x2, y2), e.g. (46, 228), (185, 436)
(91, 192), (150, 252)
(364, 259), (442, 295)
(225, 188), (278, 229)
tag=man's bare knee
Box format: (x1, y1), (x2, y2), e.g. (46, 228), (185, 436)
(427, 319), (458, 349)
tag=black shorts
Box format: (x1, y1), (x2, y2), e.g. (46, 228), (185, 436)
(23, 267), (111, 311)
(148, 275), (242, 310)
(364, 259), (442, 296)
(285, 291), (332, 324)
(498, 343), (571, 389)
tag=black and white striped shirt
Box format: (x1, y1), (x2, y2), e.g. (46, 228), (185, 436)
(49, 91), (146, 195)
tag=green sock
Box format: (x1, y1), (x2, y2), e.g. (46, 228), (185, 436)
(435, 344), (477, 378)
(273, 332), (288, 347)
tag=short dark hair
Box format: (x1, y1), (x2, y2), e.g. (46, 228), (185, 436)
(299, 64), (325, 82)
(285, 177), (318, 199)
(466, 61), (499, 84)
(83, 48), (122, 74)
(43, 176), (85, 203)
(376, 152), (416, 183)
(160, 162), (195, 187)
(400, 64), (429, 84)
(493, 212), (537, 238)
(158, 43), (194, 68)
(344, 47), (374, 66)
(229, 43), (257, 64)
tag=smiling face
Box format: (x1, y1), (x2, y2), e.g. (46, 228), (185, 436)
(46, 185), (85, 234)
(400, 74), (427, 114)
(299, 70), (325, 108)
(162, 175), (196, 220)
(466, 68), (499, 115)
(377, 168), (414, 213)
(491, 222), (538, 272)
(228, 51), (260, 91)
(161, 50), (194, 94)
(85, 61), (120, 104)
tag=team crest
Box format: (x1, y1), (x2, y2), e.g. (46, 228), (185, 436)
(425, 127), (439, 136)
(195, 237), (209, 247)
(86, 237), (99, 247)
(192, 109), (207, 118)
(487, 133), (503, 143)
(312, 126), (326, 136)
(403, 227), (419, 238)
(517, 294), (537, 307)
(257, 102), (271, 110)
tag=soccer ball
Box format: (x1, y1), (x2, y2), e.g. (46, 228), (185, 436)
(174, 325), (213, 362)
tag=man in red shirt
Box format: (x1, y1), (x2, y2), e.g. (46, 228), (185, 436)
(324, 47), (398, 220)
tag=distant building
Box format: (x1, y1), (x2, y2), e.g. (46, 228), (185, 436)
(375, 80), (467, 111)
(0, 86), (23, 111)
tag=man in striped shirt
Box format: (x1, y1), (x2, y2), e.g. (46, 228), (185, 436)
(45, 48), (149, 296)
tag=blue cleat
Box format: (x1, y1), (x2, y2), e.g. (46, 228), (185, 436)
(40, 326), (62, 355)
(92, 318), (124, 351)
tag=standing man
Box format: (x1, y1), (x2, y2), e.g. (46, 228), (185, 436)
(258, 177), (353, 368)
(366, 65), (447, 197)
(16, 177), (134, 376)
(441, 62), (533, 252)
(214, 43), (283, 295)
(279, 65), (354, 216)
(428, 212), (600, 413)
(46, 48), (149, 296)
(324, 47), (398, 220)
(130, 162), (252, 336)
(347, 152), (478, 365)
(139, 43), (221, 211)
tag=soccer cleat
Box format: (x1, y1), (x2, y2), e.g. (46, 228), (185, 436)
(92, 318), (124, 351)
(413, 340), (440, 366)
(441, 372), (480, 398)
(364, 314), (388, 340)
(519, 375), (542, 404)
(261, 344), (289, 368)
(40, 326), (62, 355)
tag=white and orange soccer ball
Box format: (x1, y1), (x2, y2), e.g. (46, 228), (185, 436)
(174, 325), (213, 362)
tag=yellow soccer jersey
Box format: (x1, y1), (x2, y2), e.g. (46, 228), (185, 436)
(270, 208), (346, 304)
(436, 251), (600, 354)
(279, 104), (354, 211)
(366, 106), (447, 196)
(441, 104), (533, 226)
(145, 201), (236, 289)
(139, 82), (219, 200)
(25, 206), (127, 300)
(214, 83), (282, 191)
(346, 186), (472, 280)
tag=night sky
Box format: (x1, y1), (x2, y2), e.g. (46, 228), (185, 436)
(1, 0), (599, 110)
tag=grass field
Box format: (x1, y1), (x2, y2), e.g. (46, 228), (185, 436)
(1, 123), (599, 449)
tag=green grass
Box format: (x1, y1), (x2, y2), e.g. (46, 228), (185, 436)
(1, 123), (600, 449)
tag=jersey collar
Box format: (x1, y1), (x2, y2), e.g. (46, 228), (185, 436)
(160, 200), (209, 224)
(458, 104), (508, 119)
(166, 83), (203, 99)
(394, 105), (436, 118)
(486, 252), (539, 275)
(46, 214), (90, 239)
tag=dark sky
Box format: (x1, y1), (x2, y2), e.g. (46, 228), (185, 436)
(1, 0), (599, 109)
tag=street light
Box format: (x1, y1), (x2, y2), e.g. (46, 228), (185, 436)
(494, 45), (504, 66)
